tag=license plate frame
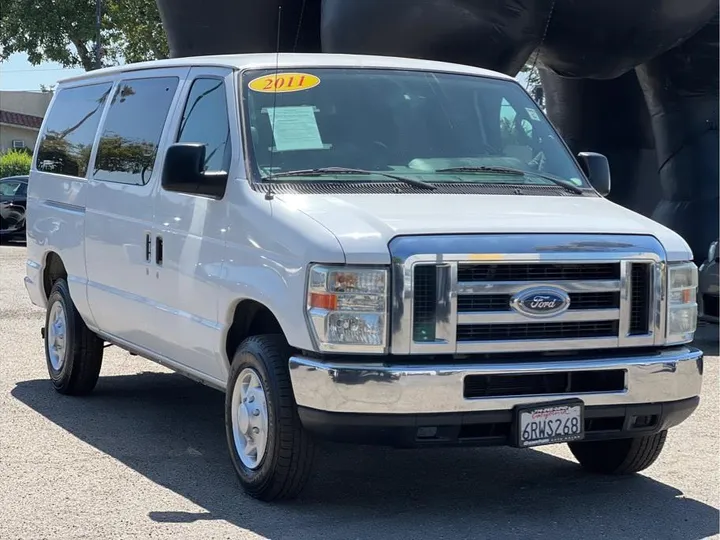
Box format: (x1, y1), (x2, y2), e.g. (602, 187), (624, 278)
(514, 399), (585, 448)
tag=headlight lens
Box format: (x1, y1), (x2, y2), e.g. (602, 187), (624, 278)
(306, 265), (388, 353)
(666, 262), (698, 344)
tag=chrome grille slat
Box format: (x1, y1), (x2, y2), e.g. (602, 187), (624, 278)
(459, 308), (620, 324)
(458, 292), (620, 312)
(458, 280), (621, 295)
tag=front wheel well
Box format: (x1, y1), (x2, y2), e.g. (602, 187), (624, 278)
(43, 252), (67, 300)
(225, 300), (284, 363)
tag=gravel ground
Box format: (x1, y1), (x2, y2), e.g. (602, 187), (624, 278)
(1, 244), (718, 540)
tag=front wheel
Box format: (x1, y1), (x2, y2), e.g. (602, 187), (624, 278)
(225, 335), (315, 501)
(568, 431), (668, 475)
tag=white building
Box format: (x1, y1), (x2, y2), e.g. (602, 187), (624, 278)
(0, 90), (53, 154)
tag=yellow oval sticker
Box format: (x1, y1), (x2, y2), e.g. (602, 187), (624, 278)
(248, 72), (320, 93)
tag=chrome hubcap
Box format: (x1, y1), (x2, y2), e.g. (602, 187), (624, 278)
(231, 367), (269, 469)
(47, 302), (67, 371)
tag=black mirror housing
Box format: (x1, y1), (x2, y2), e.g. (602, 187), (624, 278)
(162, 143), (228, 199)
(577, 152), (611, 196)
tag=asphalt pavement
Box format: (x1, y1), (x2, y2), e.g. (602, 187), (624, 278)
(1, 244), (718, 540)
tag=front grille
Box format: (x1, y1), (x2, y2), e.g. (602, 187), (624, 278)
(629, 263), (651, 335)
(406, 253), (658, 354)
(458, 292), (619, 312)
(457, 321), (619, 341)
(457, 263), (620, 282)
(464, 370), (625, 398)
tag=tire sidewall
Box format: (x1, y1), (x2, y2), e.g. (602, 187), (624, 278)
(225, 341), (281, 493)
(45, 280), (76, 389)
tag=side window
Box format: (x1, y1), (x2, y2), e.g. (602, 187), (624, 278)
(499, 98), (535, 163)
(0, 181), (21, 196)
(176, 78), (231, 172)
(36, 83), (112, 177)
(94, 77), (179, 185)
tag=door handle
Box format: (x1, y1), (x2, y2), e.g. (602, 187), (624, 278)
(145, 232), (152, 262)
(155, 235), (164, 266)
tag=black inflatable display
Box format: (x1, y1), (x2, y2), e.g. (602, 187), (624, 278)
(155, 0), (719, 259)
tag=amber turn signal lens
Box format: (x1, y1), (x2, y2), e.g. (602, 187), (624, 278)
(680, 289), (692, 304)
(309, 292), (338, 310)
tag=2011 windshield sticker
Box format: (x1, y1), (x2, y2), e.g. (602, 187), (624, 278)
(248, 73), (320, 93)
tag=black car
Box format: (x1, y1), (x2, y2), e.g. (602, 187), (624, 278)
(0, 175), (28, 243)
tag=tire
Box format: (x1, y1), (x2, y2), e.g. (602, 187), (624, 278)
(568, 430), (668, 475)
(44, 279), (104, 395)
(225, 334), (315, 501)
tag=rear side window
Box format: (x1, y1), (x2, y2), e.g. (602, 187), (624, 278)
(94, 77), (179, 186)
(36, 83), (113, 177)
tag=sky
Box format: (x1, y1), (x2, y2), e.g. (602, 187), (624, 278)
(1, 51), (533, 91)
(0, 53), (85, 92)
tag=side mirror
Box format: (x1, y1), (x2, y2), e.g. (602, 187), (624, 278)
(577, 152), (611, 196)
(162, 143), (228, 199)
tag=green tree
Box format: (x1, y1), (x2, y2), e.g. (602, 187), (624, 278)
(105, 0), (169, 63)
(0, 0), (168, 71)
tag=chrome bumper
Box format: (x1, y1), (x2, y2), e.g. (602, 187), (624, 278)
(288, 347), (703, 415)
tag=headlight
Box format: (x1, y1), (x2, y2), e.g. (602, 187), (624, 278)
(708, 240), (718, 263)
(306, 265), (388, 353)
(666, 262), (698, 344)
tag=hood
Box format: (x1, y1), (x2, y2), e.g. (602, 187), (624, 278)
(276, 193), (693, 264)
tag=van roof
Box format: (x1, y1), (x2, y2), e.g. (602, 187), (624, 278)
(58, 52), (515, 85)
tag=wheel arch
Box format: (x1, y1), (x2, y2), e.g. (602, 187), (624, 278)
(224, 299), (287, 365)
(42, 251), (67, 300)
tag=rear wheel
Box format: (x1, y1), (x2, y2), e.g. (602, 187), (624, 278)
(568, 431), (668, 474)
(225, 334), (315, 501)
(45, 279), (104, 395)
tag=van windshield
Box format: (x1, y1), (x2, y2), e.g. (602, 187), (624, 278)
(241, 68), (588, 189)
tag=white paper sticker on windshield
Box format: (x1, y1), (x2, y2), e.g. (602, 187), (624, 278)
(525, 108), (541, 121)
(265, 106), (325, 151)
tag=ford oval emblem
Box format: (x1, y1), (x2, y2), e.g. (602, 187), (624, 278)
(511, 287), (571, 318)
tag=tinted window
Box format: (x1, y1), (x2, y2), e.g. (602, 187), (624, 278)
(177, 78), (231, 172)
(243, 69), (586, 187)
(94, 77), (179, 185)
(0, 180), (23, 196)
(36, 83), (112, 177)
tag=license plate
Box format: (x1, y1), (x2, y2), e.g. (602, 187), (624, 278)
(515, 400), (585, 448)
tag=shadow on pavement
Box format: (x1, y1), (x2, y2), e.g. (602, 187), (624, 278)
(12, 370), (719, 540)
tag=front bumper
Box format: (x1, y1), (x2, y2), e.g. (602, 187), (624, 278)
(289, 346), (703, 415)
(289, 346), (703, 446)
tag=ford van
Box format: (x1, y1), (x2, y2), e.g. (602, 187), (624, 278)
(25, 53), (702, 501)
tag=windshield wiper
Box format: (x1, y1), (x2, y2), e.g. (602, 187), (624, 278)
(265, 167), (436, 190)
(434, 166), (584, 195)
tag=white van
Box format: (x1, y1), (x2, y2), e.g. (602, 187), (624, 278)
(25, 53), (703, 501)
